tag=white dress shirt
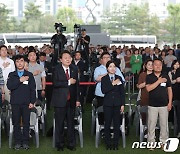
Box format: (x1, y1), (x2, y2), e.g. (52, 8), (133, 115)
(0, 57), (15, 81)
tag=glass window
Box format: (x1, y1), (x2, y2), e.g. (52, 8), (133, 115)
(45, 0), (50, 3)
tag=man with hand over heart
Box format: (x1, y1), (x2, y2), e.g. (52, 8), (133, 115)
(7, 55), (36, 150)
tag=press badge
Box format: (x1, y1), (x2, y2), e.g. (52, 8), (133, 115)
(23, 81), (28, 85)
(160, 82), (166, 87)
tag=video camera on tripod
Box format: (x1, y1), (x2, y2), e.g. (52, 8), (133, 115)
(51, 22), (67, 66)
(54, 22), (66, 33)
(74, 24), (82, 41)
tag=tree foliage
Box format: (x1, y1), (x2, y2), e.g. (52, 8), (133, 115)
(101, 3), (160, 37)
(24, 2), (42, 22)
(0, 4), (10, 32)
(56, 7), (83, 33)
(0, 2), (180, 45)
(20, 2), (42, 32)
(161, 4), (180, 44)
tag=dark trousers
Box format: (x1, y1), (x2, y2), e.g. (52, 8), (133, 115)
(176, 101), (180, 133)
(96, 96), (104, 107)
(0, 92), (2, 107)
(11, 104), (30, 145)
(104, 105), (121, 146)
(37, 90), (43, 101)
(79, 85), (86, 109)
(81, 48), (89, 68)
(54, 101), (75, 148)
(45, 85), (53, 110)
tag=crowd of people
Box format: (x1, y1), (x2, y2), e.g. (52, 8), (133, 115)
(0, 40), (180, 151)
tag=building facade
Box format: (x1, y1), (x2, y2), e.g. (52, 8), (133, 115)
(0, 0), (179, 22)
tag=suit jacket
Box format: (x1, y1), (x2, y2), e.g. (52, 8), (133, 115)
(73, 60), (87, 82)
(51, 63), (80, 108)
(101, 74), (125, 107)
(7, 70), (36, 105)
(37, 60), (53, 82)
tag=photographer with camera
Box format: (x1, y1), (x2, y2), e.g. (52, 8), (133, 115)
(80, 29), (90, 66)
(51, 23), (67, 66)
(74, 25), (90, 70)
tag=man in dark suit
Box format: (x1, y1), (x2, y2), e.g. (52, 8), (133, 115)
(51, 50), (80, 151)
(37, 52), (53, 109)
(73, 51), (88, 109)
(7, 55), (36, 150)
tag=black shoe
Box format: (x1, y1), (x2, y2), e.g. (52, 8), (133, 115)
(22, 144), (29, 150)
(113, 145), (119, 150)
(106, 145), (112, 150)
(67, 146), (76, 151)
(57, 146), (64, 151)
(14, 144), (22, 150)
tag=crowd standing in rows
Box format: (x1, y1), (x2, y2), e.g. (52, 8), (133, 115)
(0, 41), (180, 151)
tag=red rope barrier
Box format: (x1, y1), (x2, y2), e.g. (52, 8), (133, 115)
(46, 82), (96, 86)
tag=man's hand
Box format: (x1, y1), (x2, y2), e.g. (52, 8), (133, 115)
(69, 78), (76, 85)
(112, 79), (120, 86)
(176, 77), (180, 83)
(135, 59), (139, 63)
(3, 62), (10, 68)
(20, 76), (29, 82)
(120, 105), (124, 113)
(29, 103), (34, 109)
(33, 70), (41, 76)
(2, 93), (5, 102)
(41, 90), (45, 97)
(76, 101), (81, 107)
(96, 74), (107, 82)
(167, 102), (172, 111)
(158, 77), (167, 84)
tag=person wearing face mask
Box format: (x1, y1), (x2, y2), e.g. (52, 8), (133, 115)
(101, 60), (125, 151)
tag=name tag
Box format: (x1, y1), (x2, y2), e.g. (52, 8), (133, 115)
(160, 82), (166, 87)
(23, 81), (28, 85)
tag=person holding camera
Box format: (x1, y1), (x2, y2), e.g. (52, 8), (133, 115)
(51, 23), (67, 66)
(81, 29), (90, 65)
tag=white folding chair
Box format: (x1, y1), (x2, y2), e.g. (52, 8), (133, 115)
(0, 108), (1, 148)
(91, 98), (97, 136)
(95, 106), (126, 148)
(135, 101), (147, 143)
(126, 93), (138, 126)
(35, 99), (46, 136)
(9, 108), (39, 148)
(52, 107), (83, 148)
(74, 107), (83, 148)
(172, 100), (180, 136)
